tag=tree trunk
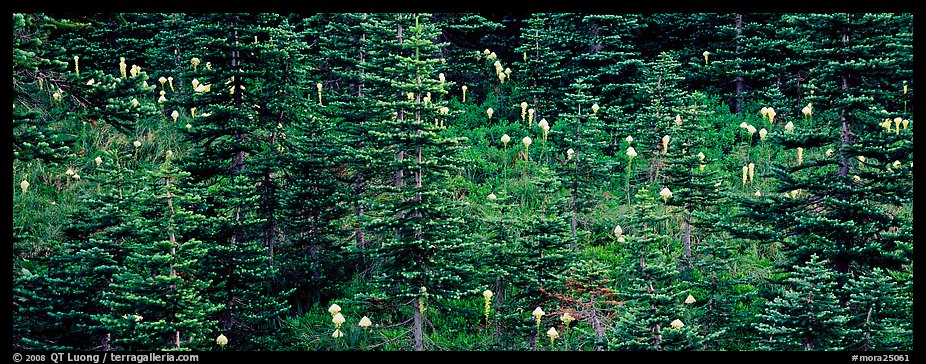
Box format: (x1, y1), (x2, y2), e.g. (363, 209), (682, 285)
(682, 213), (692, 262)
(733, 13), (745, 114)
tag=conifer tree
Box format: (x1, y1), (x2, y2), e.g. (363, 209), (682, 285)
(173, 13), (292, 349)
(625, 52), (689, 185)
(15, 149), (140, 350)
(514, 14), (567, 121)
(610, 186), (702, 351)
(278, 56), (353, 308)
(358, 13), (477, 351)
(512, 167), (577, 350)
(756, 254), (851, 350)
(552, 80), (612, 243)
(846, 268), (912, 351)
(99, 158), (220, 351)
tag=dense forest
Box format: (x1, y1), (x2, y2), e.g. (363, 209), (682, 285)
(11, 12), (913, 351)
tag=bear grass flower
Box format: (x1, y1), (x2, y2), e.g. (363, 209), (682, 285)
(626, 147), (637, 159)
(742, 166), (749, 185)
(675, 114), (682, 126)
(539, 119), (550, 140)
(759, 128), (768, 139)
(74, 55), (79, 74)
(685, 294), (696, 304)
(625, 135), (633, 144)
(487, 108), (494, 120)
(767, 108), (776, 122)
(561, 312), (575, 325)
(703, 51), (710, 65)
(785, 121), (794, 133)
(662, 135), (671, 154)
(359, 316), (372, 328)
(439, 73), (445, 83)
(902, 119), (909, 129)
(547, 327), (559, 342)
(797, 147), (804, 164)
(532, 307), (545, 321)
(521, 102), (528, 121)
(185, 123), (192, 130)
(592, 103), (599, 114)
(739, 122), (748, 129)
(332, 312), (345, 325)
(133, 140), (142, 148)
(167, 76), (174, 91)
(567, 148), (575, 160)
(120, 57), (128, 78)
(698, 152), (706, 172)
(748, 163), (755, 182)
(191, 57), (201, 70)
(760, 107), (769, 118)
(528, 108), (535, 125)
(171, 110), (180, 122)
(483, 290), (493, 322)
(501, 134), (511, 146)
(216, 334), (228, 347)
(613, 225), (623, 237)
(746, 125), (757, 136)
(131, 98), (139, 108)
(95, 156), (103, 166)
(532, 307), (545, 334)
(328, 304), (341, 316)
(20, 180), (29, 193)
(488, 193), (497, 201)
(660, 187), (672, 203)
(670, 319), (684, 329)
(461, 85), (468, 103)
(158, 76), (167, 88)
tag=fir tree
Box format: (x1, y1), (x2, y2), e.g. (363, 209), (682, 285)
(358, 13), (477, 351)
(99, 158), (220, 351)
(756, 254), (851, 351)
(610, 186), (702, 351)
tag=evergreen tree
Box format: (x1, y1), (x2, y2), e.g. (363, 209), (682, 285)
(610, 186), (702, 351)
(552, 80), (612, 243)
(12, 13), (73, 165)
(756, 254), (851, 350)
(845, 268), (913, 351)
(513, 14), (567, 121)
(99, 158), (220, 351)
(512, 167), (578, 350)
(15, 149), (139, 350)
(174, 13), (292, 350)
(358, 13), (477, 351)
(624, 51), (689, 187)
